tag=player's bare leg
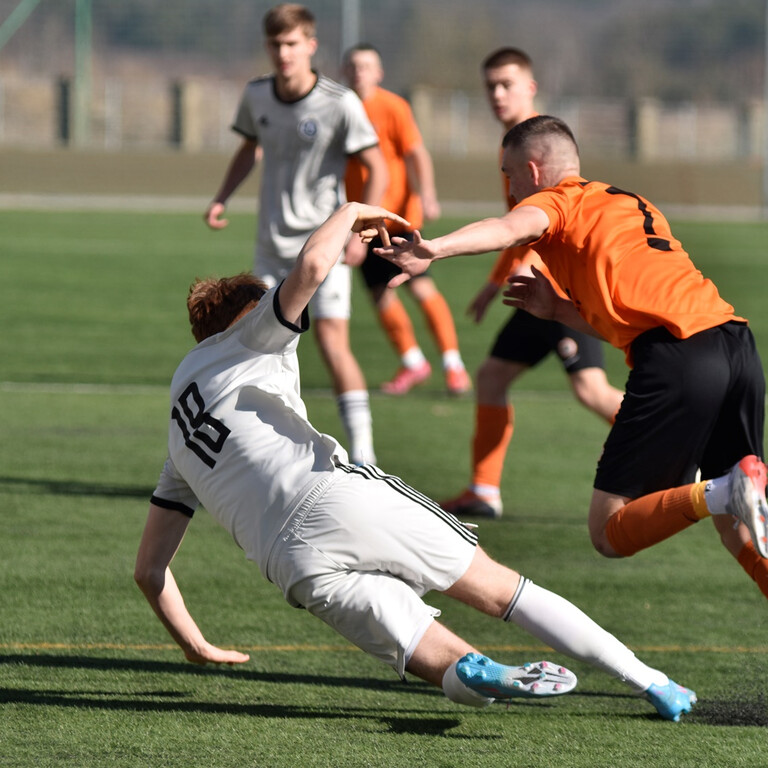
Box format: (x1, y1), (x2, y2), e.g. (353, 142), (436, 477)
(371, 285), (432, 395)
(568, 367), (624, 423)
(314, 316), (375, 464)
(408, 621), (576, 706)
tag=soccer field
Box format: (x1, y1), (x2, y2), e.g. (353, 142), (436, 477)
(1, 209), (767, 767)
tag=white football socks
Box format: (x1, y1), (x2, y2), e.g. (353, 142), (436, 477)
(505, 578), (668, 693)
(703, 473), (732, 515)
(336, 389), (376, 465)
(442, 349), (464, 371)
(402, 347), (428, 369)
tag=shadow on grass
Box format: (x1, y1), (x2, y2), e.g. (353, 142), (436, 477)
(0, 475), (153, 499)
(0, 652), (428, 692)
(10, 654), (755, 728)
(0, 653), (563, 736)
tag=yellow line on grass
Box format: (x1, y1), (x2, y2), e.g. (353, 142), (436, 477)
(2, 642), (767, 654)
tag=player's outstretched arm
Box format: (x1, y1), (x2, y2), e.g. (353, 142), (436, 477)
(279, 202), (408, 324)
(375, 205), (550, 288)
(135, 504), (250, 666)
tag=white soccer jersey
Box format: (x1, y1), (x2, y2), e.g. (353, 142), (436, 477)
(151, 285), (349, 577)
(233, 73), (379, 263)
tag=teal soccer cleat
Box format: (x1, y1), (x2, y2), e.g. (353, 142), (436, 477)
(456, 652), (577, 699)
(644, 680), (697, 721)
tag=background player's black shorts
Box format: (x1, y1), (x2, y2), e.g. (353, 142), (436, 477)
(595, 321), (765, 498)
(360, 233), (430, 289)
(490, 308), (604, 373)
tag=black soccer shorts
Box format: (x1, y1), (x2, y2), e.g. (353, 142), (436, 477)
(595, 321), (765, 499)
(489, 308), (605, 373)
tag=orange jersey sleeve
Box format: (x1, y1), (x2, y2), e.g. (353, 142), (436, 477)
(345, 87), (423, 231)
(520, 177), (741, 363)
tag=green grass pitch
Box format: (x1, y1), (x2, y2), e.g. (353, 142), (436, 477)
(1, 209), (767, 767)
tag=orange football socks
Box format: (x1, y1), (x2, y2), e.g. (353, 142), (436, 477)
(472, 404), (514, 490)
(605, 484), (703, 557)
(378, 297), (417, 357)
(419, 292), (459, 354)
(737, 540), (768, 599)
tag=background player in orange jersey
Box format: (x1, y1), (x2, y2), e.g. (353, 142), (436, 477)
(377, 115), (768, 603)
(441, 48), (623, 518)
(343, 44), (471, 396)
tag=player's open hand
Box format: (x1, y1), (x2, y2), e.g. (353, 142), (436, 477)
(349, 203), (409, 244)
(502, 265), (558, 320)
(184, 641), (250, 666)
(374, 229), (434, 288)
(467, 282), (500, 323)
(204, 202), (229, 230)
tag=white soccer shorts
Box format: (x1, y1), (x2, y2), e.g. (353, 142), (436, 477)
(267, 465), (478, 677)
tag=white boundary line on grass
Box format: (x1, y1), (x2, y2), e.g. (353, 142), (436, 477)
(0, 381), (168, 396)
(1, 193), (765, 221)
(0, 380), (585, 401)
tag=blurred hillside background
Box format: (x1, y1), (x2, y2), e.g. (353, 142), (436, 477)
(1, 0), (767, 211)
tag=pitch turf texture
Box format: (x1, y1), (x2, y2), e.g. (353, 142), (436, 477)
(2, 209), (768, 768)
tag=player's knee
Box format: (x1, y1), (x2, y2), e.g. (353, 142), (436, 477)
(588, 524), (624, 558)
(476, 358), (517, 398)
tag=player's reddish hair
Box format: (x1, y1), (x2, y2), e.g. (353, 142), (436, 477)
(263, 4), (316, 38)
(187, 274), (269, 343)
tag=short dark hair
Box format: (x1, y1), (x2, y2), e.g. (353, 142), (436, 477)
(263, 4), (316, 38)
(502, 115), (578, 155)
(187, 274), (269, 342)
(342, 42), (382, 65)
(482, 47), (533, 73)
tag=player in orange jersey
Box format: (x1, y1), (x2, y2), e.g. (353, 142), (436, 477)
(441, 48), (622, 518)
(377, 115), (768, 603)
(343, 44), (471, 396)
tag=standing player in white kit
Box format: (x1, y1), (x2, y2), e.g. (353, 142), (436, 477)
(205, 3), (387, 465)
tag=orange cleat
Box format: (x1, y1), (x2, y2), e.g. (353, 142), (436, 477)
(726, 455), (768, 558)
(381, 360), (432, 395)
(445, 366), (472, 396)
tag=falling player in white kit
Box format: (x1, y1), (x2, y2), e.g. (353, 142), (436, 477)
(204, 3), (387, 465)
(136, 202), (697, 720)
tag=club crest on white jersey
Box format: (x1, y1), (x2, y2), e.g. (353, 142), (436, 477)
(298, 117), (319, 141)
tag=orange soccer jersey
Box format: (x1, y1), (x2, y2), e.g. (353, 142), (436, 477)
(345, 87), (423, 233)
(519, 177), (741, 363)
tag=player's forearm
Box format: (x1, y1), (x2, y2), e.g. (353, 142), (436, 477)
(361, 167), (388, 206)
(358, 147), (388, 205)
(213, 142), (257, 204)
(430, 217), (521, 260)
(137, 567), (209, 656)
(431, 206), (548, 262)
(553, 299), (605, 340)
(406, 146), (437, 200)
